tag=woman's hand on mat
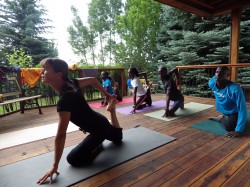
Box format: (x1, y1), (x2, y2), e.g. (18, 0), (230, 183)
(37, 166), (60, 185)
(225, 131), (241, 138)
(130, 109), (136, 114)
(162, 109), (170, 117)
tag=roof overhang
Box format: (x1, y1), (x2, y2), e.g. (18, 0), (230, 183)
(155, 0), (250, 18)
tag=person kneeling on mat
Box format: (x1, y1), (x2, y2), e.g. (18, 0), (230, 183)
(100, 71), (122, 106)
(128, 67), (152, 114)
(37, 58), (122, 185)
(208, 66), (247, 138)
(158, 66), (184, 117)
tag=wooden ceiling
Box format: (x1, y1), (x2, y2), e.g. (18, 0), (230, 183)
(155, 0), (250, 18)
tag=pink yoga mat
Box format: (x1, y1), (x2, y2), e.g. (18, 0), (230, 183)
(89, 97), (133, 108)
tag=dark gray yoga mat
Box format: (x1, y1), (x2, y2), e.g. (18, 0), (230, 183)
(0, 126), (175, 187)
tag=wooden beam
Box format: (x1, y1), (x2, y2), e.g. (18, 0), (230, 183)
(212, 0), (250, 17)
(176, 63), (250, 69)
(229, 8), (241, 82)
(155, 0), (212, 18)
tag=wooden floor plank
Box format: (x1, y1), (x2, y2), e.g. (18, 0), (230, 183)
(221, 156), (250, 187)
(1, 95), (250, 187)
(75, 131), (215, 187)
(72, 130), (208, 187)
(191, 139), (250, 187)
(131, 135), (229, 187)
(161, 137), (250, 187)
(99, 132), (217, 187)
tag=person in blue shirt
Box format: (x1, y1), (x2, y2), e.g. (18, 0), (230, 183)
(101, 71), (122, 106)
(127, 79), (133, 89)
(101, 71), (114, 94)
(127, 78), (133, 95)
(208, 66), (247, 138)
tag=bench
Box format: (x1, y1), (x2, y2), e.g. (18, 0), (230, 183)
(0, 77), (42, 114)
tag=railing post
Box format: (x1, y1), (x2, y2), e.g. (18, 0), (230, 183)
(121, 68), (126, 96)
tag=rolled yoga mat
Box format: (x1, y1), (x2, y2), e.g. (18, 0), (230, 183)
(0, 126), (176, 187)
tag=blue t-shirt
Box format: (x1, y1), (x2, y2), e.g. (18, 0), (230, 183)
(208, 76), (247, 132)
(102, 78), (114, 94)
(127, 79), (133, 89)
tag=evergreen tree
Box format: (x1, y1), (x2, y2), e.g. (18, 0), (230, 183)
(0, 0), (58, 66)
(156, 6), (250, 96)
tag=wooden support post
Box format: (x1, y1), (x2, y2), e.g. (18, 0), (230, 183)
(121, 69), (126, 96)
(229, 8), (241, 82)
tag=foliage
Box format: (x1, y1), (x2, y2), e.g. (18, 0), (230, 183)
(68, 6), (97, 65)
(0, 0), (58, 66)
(68, 0), (123, 66)
(5, 48), (33, 67)
(156, 6), (250, 96)
(88, 0), (123, 65)
(114, 0), (162, 73)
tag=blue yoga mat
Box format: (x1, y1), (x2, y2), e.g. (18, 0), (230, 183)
(192, 111), (250, 135)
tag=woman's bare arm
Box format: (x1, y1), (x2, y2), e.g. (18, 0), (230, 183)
(77, 77), (109, 98)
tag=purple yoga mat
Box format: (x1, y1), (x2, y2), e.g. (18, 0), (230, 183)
(116, 100), (169, 115)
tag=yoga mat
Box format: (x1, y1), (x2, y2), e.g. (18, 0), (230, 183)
(0, 122), (78, 149)
(116, 100), (167, 115)
(89, 97), (133, 108)
(0, 126), (175, 187)
(192, 111), (250, 135)
(144, 102), (214, 121)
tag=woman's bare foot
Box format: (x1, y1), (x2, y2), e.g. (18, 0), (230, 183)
(106, 95), (116, 112)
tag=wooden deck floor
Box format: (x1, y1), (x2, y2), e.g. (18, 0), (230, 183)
(1, 95), (250, 187)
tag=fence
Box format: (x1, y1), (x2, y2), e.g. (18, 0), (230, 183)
(0, 67), (126, 117)
(175, 63), (250, 102)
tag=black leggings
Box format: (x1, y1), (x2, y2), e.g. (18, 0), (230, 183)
(219, 113), (238, 132)
(134, 89), (152, 110)
(169, 95), (184, 115)
(67, 126), (122, 167)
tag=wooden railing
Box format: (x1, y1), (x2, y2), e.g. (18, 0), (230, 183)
(0, 67), (127, 117)
(175, 63), (250, 102)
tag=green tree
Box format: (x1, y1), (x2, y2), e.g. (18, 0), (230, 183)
(5, 48), (33, 67)
(115, 0), (162, 72)
(68, 1), (122, 66)
(105, 0), (123, 64)
(0, 0), (58, 66)
(68, 6), (97, 65)
(156, 6), (250, 96)
(88, 0), (110, 65)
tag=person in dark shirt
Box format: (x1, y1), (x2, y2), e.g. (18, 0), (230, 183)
(37, 58), (122, 185)
(158, 67), (184, 117)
